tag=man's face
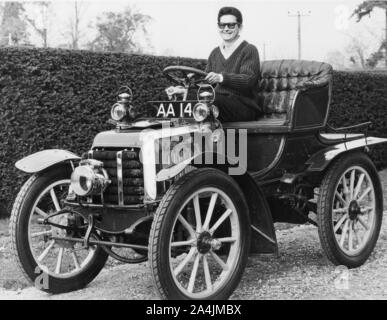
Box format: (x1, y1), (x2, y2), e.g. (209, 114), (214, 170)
(218, 14), (241, 42)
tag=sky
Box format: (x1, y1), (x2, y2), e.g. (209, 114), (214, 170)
(7, 0), (387, 64)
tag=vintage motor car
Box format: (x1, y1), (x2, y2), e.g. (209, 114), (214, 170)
(10, 60), (387, 300)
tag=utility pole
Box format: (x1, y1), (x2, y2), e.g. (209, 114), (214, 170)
(288, 10), (311, 60)
(260, 42), (269, 60)
(73, 0), (80, 49)
(385, 8), (387, 67)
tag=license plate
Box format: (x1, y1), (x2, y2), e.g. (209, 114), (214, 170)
(152, 101), (195, 118)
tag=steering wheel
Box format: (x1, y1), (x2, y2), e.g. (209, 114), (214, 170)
(163, 66), (208, 88)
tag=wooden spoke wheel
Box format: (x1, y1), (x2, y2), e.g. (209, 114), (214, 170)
(149, 168), (251, 300)
(317, 153), (383, 268)
(10, 165), (108, 293)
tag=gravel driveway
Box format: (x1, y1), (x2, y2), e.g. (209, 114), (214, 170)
(1, 215), (387, 300)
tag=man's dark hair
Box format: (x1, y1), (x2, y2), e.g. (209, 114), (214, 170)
(218, 7), (243, 24)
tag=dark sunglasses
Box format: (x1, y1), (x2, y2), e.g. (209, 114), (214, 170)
(217, 22), (239, 30)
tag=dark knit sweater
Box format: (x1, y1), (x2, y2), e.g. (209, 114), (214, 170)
(205, 40), (261, 111)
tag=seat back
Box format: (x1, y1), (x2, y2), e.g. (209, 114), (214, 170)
(258, 60), (332, 122)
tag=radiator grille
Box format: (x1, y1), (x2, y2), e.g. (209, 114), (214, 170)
(82, 149), (144, 205)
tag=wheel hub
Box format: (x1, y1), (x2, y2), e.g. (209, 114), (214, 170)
(348, 200), (361, 220)
(197, 231), (222, 254)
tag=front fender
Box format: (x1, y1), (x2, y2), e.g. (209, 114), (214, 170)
(233, 173), (278, 255)
(306, 136), (387, 171)
(155, 151), (242, 182)
(15, 149), (80, 173)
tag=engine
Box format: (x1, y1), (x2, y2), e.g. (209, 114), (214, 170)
(70, 148), (144, 206)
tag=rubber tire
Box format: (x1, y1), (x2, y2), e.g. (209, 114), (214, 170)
(149, 168), (251, 300)
(10, 165), (109, 294)
(317, 152), (383, 268)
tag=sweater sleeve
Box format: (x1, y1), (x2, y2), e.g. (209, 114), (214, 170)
(221, 45), (260, 90)
(205, 50), (214, 73)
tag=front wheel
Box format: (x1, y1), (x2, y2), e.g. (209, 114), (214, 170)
(149, 168), (251, 300)
(10, 165), (108, 293)
(317, 153), (383, 268)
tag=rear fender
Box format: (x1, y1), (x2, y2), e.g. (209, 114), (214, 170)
(15, 149), (80, 173)
(306, 137), (387, 172)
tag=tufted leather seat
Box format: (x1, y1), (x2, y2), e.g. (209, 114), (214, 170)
(258, 59), (332, 118)
(224, 59), (333, 131)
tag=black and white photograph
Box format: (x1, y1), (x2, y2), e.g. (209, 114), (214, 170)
(0, 0), (387, 305)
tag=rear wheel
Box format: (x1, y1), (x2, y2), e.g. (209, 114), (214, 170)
(149, 168), (251, 300)
(317, 153), (383, 268)
(10, 165), (108, 293)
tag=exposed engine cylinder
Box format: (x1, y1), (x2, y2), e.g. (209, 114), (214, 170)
(75, 149), (144, 205)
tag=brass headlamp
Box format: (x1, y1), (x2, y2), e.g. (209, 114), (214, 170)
(110, 87), (136, 121)
(70, 159), (110, 197)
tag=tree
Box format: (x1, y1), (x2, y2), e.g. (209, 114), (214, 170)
(69, 1), (80, 49)
(352, 1), (387, 67)
(325, 51), (346, 70)
(23, 1), (52, 48)
(88, 6), (152, 53)
(345, 37), (368, 68)
(62, 1), (89, 49)
(0, 2), (28, 46)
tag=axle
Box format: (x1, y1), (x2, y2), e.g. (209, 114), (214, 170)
(50, 236), (148, 251)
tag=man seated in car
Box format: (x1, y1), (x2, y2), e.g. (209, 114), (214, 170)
(205, 6), (262, 122)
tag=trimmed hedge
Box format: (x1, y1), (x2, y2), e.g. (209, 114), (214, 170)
(0, 47), (386, 215)
(0, 47), (206, 215)
(329, 70), (387, 169)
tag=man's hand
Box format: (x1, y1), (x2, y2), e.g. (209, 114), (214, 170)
(205, 72), (223, 85)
